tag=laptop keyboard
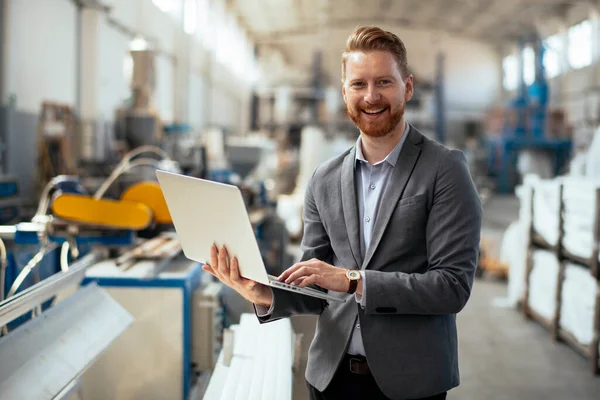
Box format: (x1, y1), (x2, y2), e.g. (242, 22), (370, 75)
(268, 276), (323, 294)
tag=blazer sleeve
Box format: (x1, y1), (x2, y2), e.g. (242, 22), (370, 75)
(363, 149), (482, 315)
(255, 169), (329, 323)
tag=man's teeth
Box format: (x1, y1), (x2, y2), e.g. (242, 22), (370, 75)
(363, 108), (385, 114)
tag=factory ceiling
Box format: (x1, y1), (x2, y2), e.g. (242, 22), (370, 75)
(232, 0), (599, 45)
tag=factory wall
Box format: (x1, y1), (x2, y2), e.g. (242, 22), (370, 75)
(262, 25), (502, 145)
(271, 26), (502, 116)
(547, 65), (600, 149)
(502, 4), (600, 150)
(1, 0), (254, 204)
(2, 0), (78, 204)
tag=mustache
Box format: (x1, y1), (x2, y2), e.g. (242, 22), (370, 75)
(360, 103), (389, 109)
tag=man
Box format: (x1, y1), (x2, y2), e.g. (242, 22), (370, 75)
(202, 26), (482, 400)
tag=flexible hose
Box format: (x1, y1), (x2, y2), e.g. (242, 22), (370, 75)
(34, 175), (80, 219)
(7, 243), (58, 299)
(60, 242), (70, 273)
(122, 145), (170, 162)
(93, 158), (162, 199)
(93, 145), (171, 199)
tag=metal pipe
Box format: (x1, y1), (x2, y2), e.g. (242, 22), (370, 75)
(0, 237), (7, 335)
(0, 249), (107, 329)
(75, 0), (82, 117)
(0, 225), (15, 240)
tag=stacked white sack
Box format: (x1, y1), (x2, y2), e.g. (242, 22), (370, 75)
(517, 175), (561, 246)
(562, 178), (600, 260)
(559, 263), (598, 345)
(500, 221), (528, 307)
(528, 250), (559, 321)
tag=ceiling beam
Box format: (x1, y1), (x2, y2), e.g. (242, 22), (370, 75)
(376, 0), (393, 19)
(254, 16), (491, 45)
(293, 0), (306, 28)
(411, 0), (443, 24)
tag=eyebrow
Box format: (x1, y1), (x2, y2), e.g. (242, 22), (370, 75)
(374, 76), (396, 81)
(348, 76), (396, 83)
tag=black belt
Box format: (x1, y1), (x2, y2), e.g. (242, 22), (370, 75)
(345, 354), (371, 375)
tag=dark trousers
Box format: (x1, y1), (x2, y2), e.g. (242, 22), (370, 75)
(307, 354), (447, 400)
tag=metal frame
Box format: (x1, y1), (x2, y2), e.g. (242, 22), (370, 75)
(81, 262), (203, 400)
(523, 184), (600, 375)
(0, 250), (106, 329)
(0, 282), (133, 399)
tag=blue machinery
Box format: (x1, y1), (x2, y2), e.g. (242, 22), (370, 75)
(488, 36), (572, 194)
(1, 224), (207, 400)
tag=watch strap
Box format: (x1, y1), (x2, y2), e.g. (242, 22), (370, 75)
(347, 278), (358, 294)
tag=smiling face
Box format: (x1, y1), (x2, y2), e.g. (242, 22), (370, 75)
(342, 50), (413, 138)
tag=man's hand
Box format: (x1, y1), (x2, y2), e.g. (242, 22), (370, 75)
(278, 258), (350, 293)
(202, 244), (273, 307)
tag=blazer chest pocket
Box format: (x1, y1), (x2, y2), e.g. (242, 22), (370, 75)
(397, 193), (427, 208)
(389, 194), (428, 238)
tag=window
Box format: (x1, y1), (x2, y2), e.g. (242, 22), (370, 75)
(183, 0), (197, 35)
(503, 46), (536, 91)
(543, 34), (563, 79)
(522, 46), (535, 85)
(503, 54), (517, 91)
(568, 20), (592, 69)
(152, 0), (182, 18)
(196, 0), (211, 46)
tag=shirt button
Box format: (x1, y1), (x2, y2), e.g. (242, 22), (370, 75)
(356, 324), (360, 329)
(366, 217), (371, 223)
(370, 184), (376, 190)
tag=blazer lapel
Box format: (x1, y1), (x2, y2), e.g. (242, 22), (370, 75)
(341, 147), (363, 268)
(362, 127), (423, 269)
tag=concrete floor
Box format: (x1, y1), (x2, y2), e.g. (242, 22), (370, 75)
(288, 195), (600, 399)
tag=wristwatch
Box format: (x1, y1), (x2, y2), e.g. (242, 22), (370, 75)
(346, 270), (361, 294)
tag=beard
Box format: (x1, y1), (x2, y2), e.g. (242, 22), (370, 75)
(347, 101), (404, 137)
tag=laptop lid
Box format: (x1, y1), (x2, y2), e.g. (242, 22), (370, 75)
(156, 170), (270, 285)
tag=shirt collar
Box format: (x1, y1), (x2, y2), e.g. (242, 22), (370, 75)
(355, 122), (410, 168)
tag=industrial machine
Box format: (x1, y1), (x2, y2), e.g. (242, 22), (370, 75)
(0, 142), (231, 400)
(487, 35), (572, 194)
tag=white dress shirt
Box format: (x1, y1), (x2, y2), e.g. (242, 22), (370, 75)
(346, 121), (409, 356)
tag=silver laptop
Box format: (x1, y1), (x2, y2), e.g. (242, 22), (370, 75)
(156, 170), (344, 303)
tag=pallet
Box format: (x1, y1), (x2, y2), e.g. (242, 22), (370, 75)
(522, 183), (600, 375)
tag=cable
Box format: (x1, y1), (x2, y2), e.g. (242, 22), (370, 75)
(122, 145), (170, 162)
(7, 243), (58, 299)
(60, 242), (70, 273)
(34, 175), (80, 219)
(93, 157), (162, 199)
(93, 145), (171, 200)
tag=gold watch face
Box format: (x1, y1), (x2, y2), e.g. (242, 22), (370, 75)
(347, 270), (360, 280)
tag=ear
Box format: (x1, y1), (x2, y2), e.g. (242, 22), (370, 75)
(342, 83), (347, 104)
(404, 74), (414, 102)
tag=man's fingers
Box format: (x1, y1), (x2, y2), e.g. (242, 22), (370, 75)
(230, 256), (242, 283)
(297, 275), (318, 288)
(278, 262), (306, 281)
(210, 244), (218, 270)
(284, 266), (313, 284)
(202, 264), (218, 279)
(218, 245), (229, 276)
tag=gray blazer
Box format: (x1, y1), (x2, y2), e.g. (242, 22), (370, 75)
(256, 126), (482, 399)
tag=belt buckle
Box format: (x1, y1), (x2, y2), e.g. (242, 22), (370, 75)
(349, 357), (365, 375)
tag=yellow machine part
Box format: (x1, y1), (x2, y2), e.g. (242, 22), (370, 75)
(121, 182), (172, 224)
(52, 194), (153, 230)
